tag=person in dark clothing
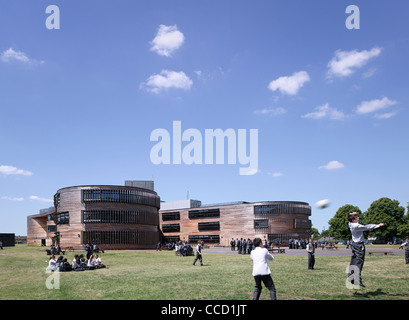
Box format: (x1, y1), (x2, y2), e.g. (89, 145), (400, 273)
(192, 241), (203, 266)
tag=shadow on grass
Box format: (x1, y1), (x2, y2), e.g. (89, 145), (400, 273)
(353, 288), (389, 299)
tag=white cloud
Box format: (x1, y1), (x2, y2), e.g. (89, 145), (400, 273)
(253, 107), (286, 116)
(319, 160), (345, 170)
(1, 196), (24, 202)
(268, 71), (310, 95)
(0, 48), (44, 65)
(327, 47), (381, 78)
(141, 69), (193, 93)
(150, 25), (185, 57)
(302, 103), (345, 120)
(29, 195), (53, 203)
(267, 172), (283, 178)
(374, 111), (397, 119)
(356, 96), (397, 114)
(0, 165), (33, 176)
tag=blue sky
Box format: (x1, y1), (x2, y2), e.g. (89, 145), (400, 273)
(0, 0), (408, 235)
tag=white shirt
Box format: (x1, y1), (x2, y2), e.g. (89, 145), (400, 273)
(349, 222), (380, 243)
(250, 246), (274, 276)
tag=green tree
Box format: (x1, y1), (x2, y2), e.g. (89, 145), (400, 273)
(328, 204), (361, 240)
(363, 197), (405, 241)
(397, 203), (409, 239)
(308, 227), (320, 239)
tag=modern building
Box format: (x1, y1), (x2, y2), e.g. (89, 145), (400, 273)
(27, 179), (312, 249)
(27, 182), (161, 249)
(159, 200), (312, 246)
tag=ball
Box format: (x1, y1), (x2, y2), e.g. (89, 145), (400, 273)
(315, 199), (330, 209)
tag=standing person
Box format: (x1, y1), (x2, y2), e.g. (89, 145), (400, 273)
(242, 238), (247, 254)
(192, 241), (203, 266)
(230, 238), (236, 251)
(247, 238), (253, 254)
(250, 237), (276, 300)
(400, 237), (409, 264)
(237, 238), (242, 254)
(347, 212), (384, 287)
(306, 238), (315, 270)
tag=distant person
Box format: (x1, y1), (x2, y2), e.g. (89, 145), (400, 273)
(306, 238), (315, 270)
(250, 237), (276, 300)
(0, 241), (3, 250)
(400, 237), (409, 264)
(230, 238), (236, 251)
(192, 241), (203, 266)
(95, 255), (106, 269)
(347, 212), (384, 287)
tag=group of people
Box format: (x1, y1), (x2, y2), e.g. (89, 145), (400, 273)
(46, 242), (106, 272)
(230, 238), (254, 254)
(289, 238), (313, 250)
(46, 253), (106, 272)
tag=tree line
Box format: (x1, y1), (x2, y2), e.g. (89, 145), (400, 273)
(323, 197), (409, 241)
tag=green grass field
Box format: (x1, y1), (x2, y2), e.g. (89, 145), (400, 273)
(1, 246), (408, 300)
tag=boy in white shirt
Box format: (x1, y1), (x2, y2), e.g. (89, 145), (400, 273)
(250, 237), (276, 300)
(347, 212), (384, 287)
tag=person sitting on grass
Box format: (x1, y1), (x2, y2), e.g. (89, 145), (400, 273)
(95, 255), (106, 269)
(86, 255), (96, 270)
(46, 255), (57, 271)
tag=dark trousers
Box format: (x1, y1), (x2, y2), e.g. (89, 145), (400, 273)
(308, 253), (315, 269)
(193, 253), (202, 265)
(405, 250), (409, 264)
(349, 242), (365, 283)
(253, 274), (276, 300)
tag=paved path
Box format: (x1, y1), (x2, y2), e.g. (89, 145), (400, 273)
(203, 246), (405, 256)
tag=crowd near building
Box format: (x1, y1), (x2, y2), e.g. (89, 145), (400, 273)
(27, 180), (312, 249)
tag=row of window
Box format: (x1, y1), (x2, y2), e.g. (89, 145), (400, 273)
(163, 219), (311, 233)
(82, 230), (159, 245)
(82, 189), (160, 208)
(162, 235), (221, 244)
(162, 204), (311, 222)
(54, 210), (158, 226)
(82, 210), (158, 225)
(162, 221), (220, 233)
(254, 204), (311, 216)
(162, 209), (221, 221)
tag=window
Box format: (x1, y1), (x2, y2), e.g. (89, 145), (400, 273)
(82, 189), (160, 208)
(294, 219), (311, 229)
(56, 212), (69, 225)
(47, 225), (57, 233)
(162, 212), (180, 221)
(82, 230), (158, 245)
(254, 203), (311, 217)
(82, 210), (158, 225)
(198, 222), (220, 231)
(254, 219), (268, 229)
(162, 224), (180, 232)
(188, 208), (220, 219)
(54, 193), (61, 207)
(189, 235), (220, 244)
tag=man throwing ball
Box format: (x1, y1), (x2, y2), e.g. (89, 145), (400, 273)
(347, 212), (384, 288)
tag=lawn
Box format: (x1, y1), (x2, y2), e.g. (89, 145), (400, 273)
(0, 246), (408, 300)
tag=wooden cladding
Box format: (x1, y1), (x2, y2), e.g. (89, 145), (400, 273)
(159, 201), (312, 246)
